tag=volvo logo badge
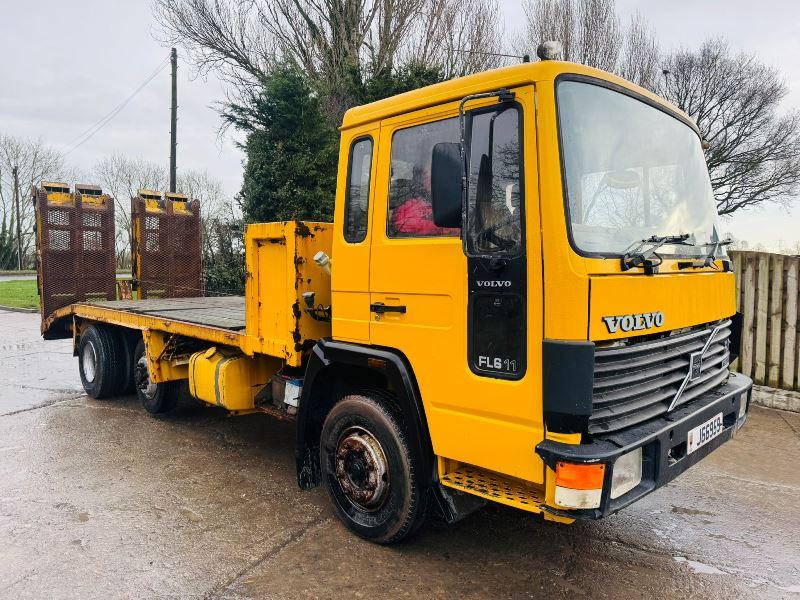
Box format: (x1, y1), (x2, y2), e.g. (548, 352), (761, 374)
(476, 280), (512, 288)
(668, 323), (725, 412)
(688, 351), (703, 381)
(602, 311), (664, 334)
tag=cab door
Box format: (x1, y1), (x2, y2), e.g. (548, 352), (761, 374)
(367, 87), (545, 482)
(330, 125), (379, 342)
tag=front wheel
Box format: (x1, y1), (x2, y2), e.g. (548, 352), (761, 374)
(320, 393), (428, 544)
(133, 339), (178, 415)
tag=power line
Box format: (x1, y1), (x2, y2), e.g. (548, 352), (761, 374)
(63, 57), (171, 157)
(65, 56), (170, 149)
(453, 48), (530, 61)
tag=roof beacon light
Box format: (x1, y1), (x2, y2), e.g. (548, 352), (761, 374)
(536, 41), (563, 61)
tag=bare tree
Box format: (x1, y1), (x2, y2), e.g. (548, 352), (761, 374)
(516, 0), (658, 87)
(151, 1), (278, 94)
(518, 3), (797, 215)
(618, 12), (659, 89)
(176, 168), (232, 261)
(92, 154), (230, 267)
(406, 0), (506, 80)
(658, 39), (800, 214)
(152, 0), (507, 119)
(93, 154), (167, 268)
(0, 135), (77, 267)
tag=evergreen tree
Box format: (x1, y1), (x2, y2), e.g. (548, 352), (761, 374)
(225, 62), (445, 225)
(224, 66), (339, 224)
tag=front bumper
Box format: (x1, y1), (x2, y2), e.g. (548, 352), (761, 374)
(536, 372), (753, 519)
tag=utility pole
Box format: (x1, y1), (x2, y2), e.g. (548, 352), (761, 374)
(12, 166), (22, 270)
(169, 47), (178, 193)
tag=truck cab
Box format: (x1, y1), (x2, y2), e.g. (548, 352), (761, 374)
(302, 59), (752, 540)
(51, 58), (753, 545)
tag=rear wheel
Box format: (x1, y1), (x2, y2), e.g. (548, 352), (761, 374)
(320, 393), (428, 544)
(133, 339), (178, 415)
(78, 325), (124, 399)
(116, 332), (136, 395)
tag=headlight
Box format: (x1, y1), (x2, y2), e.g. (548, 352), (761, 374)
(610, 447), (642, 499)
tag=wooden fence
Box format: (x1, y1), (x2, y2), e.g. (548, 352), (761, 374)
(730, 250), (799, 391)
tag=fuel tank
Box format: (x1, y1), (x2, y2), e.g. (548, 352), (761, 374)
(188, 347), (280, 411)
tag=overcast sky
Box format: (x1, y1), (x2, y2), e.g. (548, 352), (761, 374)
(1, 0), (797, 249)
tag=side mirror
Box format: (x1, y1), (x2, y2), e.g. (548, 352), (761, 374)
(431, 142), (463, 228)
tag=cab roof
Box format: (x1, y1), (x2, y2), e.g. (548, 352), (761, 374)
(341, 60), (694, 132)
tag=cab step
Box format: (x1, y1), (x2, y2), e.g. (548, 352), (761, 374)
(440, 466), (546, 514)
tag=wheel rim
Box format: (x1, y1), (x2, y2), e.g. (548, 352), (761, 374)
(82, 341), (97, 383)
(134, 355), (158, 399)
(335, 426), (389, 510)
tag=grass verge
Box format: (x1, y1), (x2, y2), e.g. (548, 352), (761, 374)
(0, 279), (39, 309)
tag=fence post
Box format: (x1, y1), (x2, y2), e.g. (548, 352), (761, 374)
(767, 254), (784, 387)
(740, 253), (756, 379)
(785, 258), (799, 390)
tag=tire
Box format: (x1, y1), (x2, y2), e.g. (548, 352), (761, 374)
(78, 325), (125, 399)
(116, 331), (136, 395)
(320, 393), (428, 544)
(133, 339), (178, 415)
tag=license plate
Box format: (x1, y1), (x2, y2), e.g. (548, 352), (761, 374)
(687, 413), (724, 454)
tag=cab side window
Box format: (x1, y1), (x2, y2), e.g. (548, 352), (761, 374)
(466, 106), (523, 256)
(388, 118), (460, 237)
(344, 137), (373, 243)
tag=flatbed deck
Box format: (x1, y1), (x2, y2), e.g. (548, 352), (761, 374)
(86, 296), (246, 330)
(43, 296), (249, 349)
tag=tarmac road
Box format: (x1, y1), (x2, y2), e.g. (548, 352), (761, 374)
(0, 308), (799, 599)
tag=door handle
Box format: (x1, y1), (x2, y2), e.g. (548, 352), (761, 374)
(370, 302), (406, 314)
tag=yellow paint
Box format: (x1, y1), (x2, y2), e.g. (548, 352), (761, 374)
(365, 85), (547, 484)
(330, 122), (380, 342)
(546, 431), (582, 445)
(244, 222), (333, 365)
(589, 272), (736, 341)
(188, 346), (280, 410)
(144, 198), (163, 212)
(141, 329), (189, 384)
(46, 192), (74, 205)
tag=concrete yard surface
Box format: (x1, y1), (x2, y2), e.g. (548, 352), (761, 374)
(0, 308), (799, 599)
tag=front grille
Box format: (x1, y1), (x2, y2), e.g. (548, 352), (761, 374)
(589, 320), (732, 434)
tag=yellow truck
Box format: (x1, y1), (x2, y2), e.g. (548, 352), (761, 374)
(41, 57), (752, 544)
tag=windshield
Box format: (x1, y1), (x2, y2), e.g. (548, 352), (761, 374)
(557, 79), (722, 257)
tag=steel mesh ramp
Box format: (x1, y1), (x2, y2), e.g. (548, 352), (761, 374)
(34, 183), (116, 323)
(131, 191), (202, 299)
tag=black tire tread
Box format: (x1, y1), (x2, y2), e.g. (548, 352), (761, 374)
(79, 325), (125, 399)
(115, 330), (136, 395)
(322, 392), (428, 545)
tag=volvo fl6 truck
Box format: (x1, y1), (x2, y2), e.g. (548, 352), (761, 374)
(41, 57), (752, 544)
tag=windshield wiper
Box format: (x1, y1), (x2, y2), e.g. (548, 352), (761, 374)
(621, 234), (692, 274)
(678, 238), (734, 270)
